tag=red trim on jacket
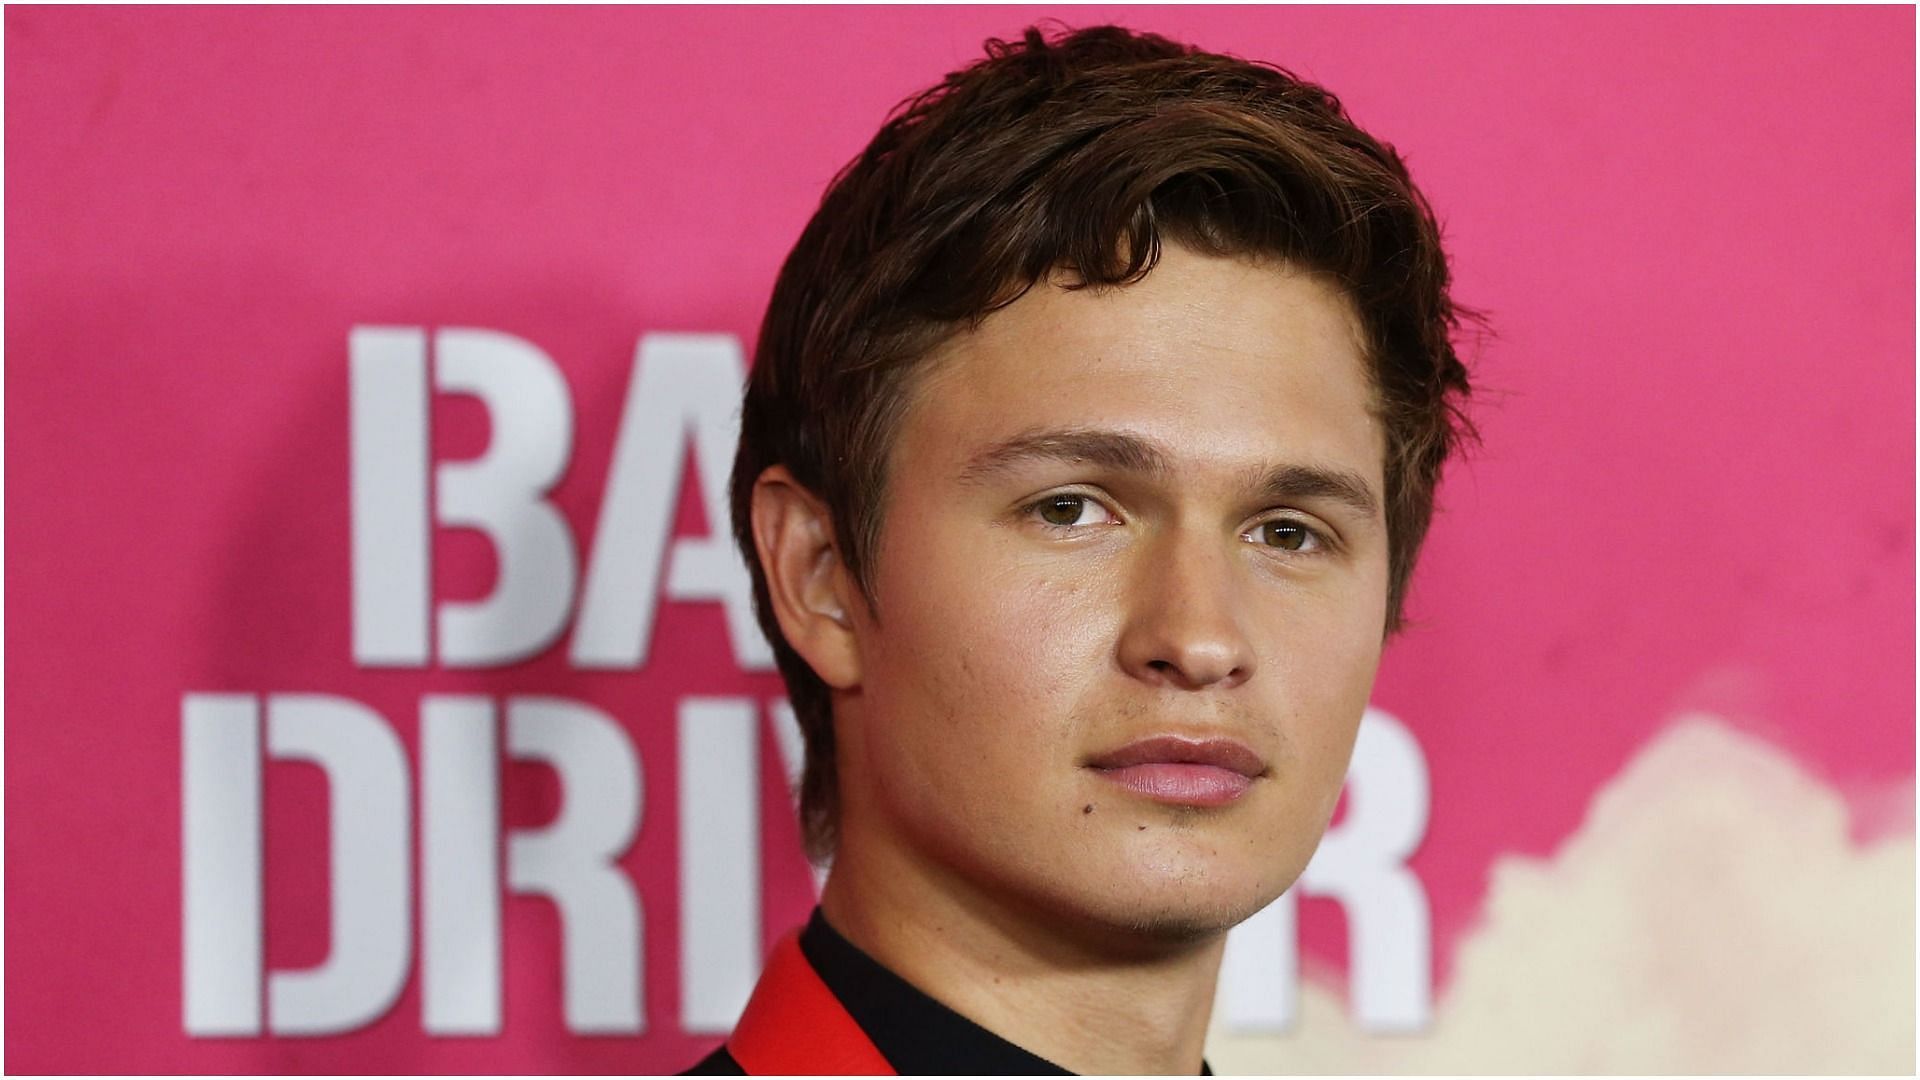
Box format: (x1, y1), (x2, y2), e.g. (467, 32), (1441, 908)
(727, 929), (896, 1075)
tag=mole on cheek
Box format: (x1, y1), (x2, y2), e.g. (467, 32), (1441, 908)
(1082, 804), (1094, 814)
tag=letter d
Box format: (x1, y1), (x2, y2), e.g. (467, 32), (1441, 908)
(180, 694), (412, 1037)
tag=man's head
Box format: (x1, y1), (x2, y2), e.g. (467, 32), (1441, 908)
(730, 25), (1473, 921)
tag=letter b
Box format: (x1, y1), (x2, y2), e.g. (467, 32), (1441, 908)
(349, 326), (578, 668)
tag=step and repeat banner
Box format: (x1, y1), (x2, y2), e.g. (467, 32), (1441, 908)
(6, 6), (1913, 1074)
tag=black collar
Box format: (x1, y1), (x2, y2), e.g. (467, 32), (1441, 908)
(800, 907), (1212, 1076)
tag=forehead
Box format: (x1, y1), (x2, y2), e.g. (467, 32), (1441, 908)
(897, 246), (1384, 488)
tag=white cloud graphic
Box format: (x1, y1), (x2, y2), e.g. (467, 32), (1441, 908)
(1207, 714), (1915, 1074)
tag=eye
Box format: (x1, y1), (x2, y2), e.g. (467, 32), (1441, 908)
(1027, 493), (1114, 529)
(1251, 518), (1325, 553)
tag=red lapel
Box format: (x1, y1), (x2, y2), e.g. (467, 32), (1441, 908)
(727, 929), (896, 1075)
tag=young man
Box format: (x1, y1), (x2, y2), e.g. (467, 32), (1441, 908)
(688, 23), (1473, 1076)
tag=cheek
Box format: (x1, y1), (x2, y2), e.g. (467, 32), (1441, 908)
(852, 547), (1118, 867)
(862, 534), (1114, 773)
(1259, 576), (1387, 759)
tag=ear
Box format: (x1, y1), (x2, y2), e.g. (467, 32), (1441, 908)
(749, 465), (864, 690)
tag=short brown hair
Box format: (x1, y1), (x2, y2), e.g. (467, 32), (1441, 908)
(730, 23), (1476, 861)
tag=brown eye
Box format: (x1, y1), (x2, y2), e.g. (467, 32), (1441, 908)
(1259, 520), (1314, 551)
(1038, 495), (1089, 526)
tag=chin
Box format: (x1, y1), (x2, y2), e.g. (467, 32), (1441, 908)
(1029, 846), (1296, 951)
(1109, 902), (1255, 944)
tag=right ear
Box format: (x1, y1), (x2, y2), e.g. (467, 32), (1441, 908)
(749, 465), (864, 690)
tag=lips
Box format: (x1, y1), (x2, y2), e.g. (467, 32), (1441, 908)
(1086, 736), (1266, 808)
(1088, 736), (1266, 776)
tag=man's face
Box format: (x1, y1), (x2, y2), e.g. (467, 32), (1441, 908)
(835, 243), (1389, 942)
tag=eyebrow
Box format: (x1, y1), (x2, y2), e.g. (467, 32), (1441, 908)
(955, 427), (1381, 520)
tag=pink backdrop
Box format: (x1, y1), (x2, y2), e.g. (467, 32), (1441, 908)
(7, 6), (1913, 1074)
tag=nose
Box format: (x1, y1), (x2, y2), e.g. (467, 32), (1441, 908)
(1116, 525), (1256, 691)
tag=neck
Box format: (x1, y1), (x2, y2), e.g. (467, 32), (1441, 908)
(818, 824), (1224, 1075)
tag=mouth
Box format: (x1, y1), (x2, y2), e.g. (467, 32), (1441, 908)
(1084, 735), (1267, 808)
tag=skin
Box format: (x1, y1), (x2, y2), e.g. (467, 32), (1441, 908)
(751, 243), (1390, 1074)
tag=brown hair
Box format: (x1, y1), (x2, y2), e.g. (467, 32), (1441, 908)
(730, 23), (1477, 861)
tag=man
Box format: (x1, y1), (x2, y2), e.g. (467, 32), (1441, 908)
(688, 23), (1473, 1075)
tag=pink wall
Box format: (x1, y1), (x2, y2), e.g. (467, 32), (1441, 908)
(7, 6), (1912, 1073)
